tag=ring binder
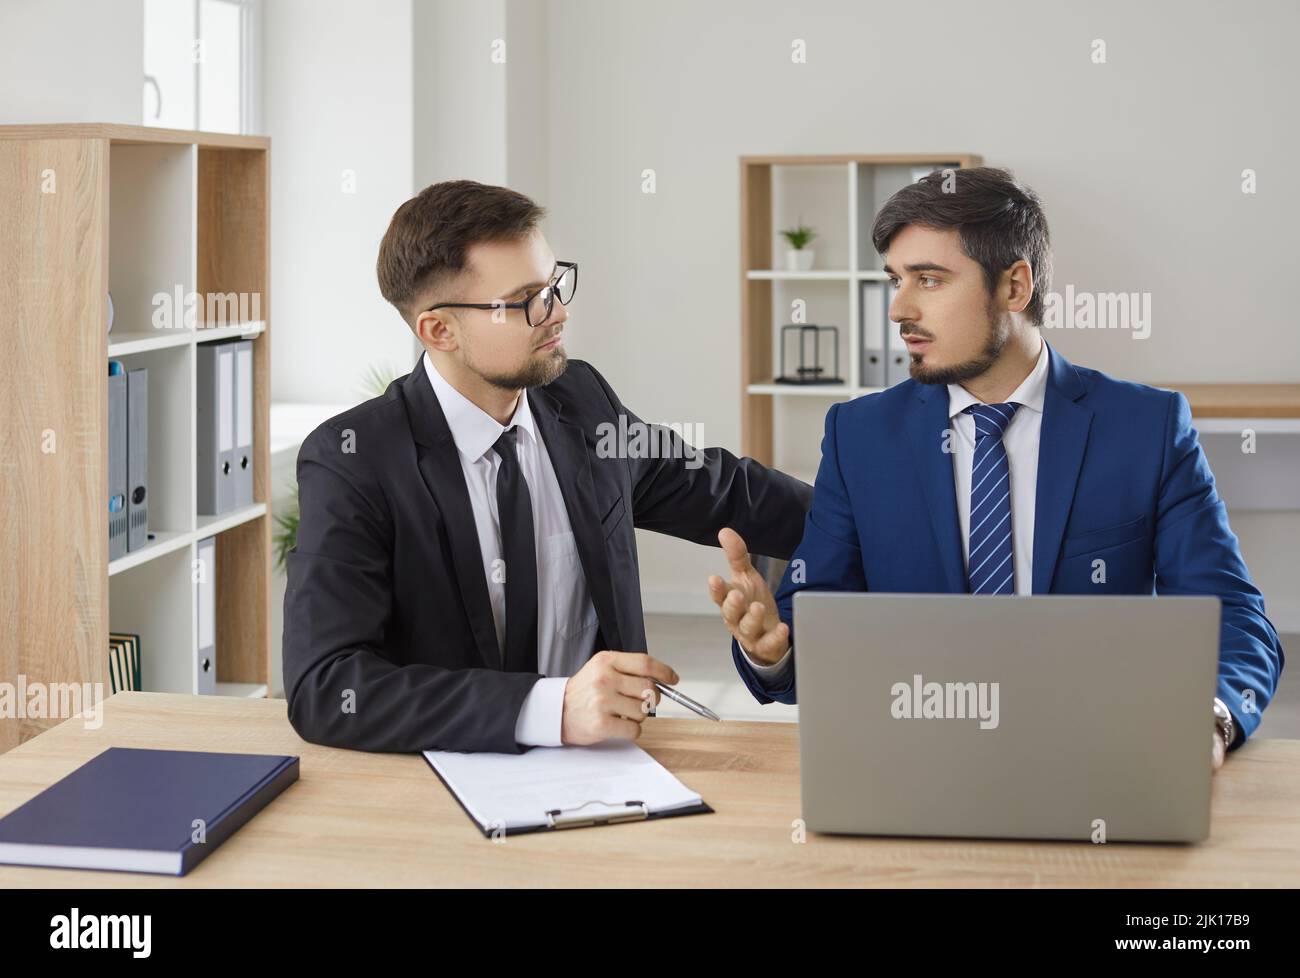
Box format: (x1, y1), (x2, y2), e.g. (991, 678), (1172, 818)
(545, 800), (648, 830)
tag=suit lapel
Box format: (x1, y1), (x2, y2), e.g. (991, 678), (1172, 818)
(906, 383), (968, 593)
(1031, 344), (1093, 594)
(402, 357), (502, 670)
(529, 385), (624, 651)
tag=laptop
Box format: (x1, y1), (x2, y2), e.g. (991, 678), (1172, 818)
(793, 593), (1220, 843)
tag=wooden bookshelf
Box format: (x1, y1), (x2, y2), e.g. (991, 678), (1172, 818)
(740, 153), (982, 473)
(0, 124), (272, 752)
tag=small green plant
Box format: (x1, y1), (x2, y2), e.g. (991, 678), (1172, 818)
(272, 483), (299, 572)
(780, 223), (817, 250)
(273, 360), (400, 571)
(358, 361), (399, 399)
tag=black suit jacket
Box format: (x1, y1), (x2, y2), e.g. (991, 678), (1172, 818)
(283, 356), (812, 754)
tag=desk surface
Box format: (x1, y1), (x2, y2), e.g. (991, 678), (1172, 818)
(1, 692), (1297, 887)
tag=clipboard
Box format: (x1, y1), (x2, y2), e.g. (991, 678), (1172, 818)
(422, 745), (714, 838)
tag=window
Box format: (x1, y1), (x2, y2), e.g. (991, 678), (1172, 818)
(143, 0), (261, 134)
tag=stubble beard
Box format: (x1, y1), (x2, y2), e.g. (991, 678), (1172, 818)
(476, 346), (569, 391)
(908, 299), (1011, 386)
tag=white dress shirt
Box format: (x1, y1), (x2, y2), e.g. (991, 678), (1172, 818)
(745, 335), (1051, 681)
(947, 335), (1049, 594)
(424, 353), (598, 746)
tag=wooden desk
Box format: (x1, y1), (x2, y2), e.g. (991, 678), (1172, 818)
(1, 692), (1297, 887)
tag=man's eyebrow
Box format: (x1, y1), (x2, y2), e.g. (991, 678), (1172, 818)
(503, 262), (558, 297)
(881, 261), (954, 275)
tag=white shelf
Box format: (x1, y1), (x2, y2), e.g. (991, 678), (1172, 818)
(108, 529), (193, 576)
(108, 504), (266, 577)
(214, 682), (269, 698)
(196, 502), (268, 537)
(747, 269), (853, 280)
(107, 328), (193, 357)
(108, 320), (266, 358)
(109, 544), (194, 694)
(196, 320), (267, 344)
(748, 382), (885, 397)
(748, 382), (853, 397)
(746, 269), (892, 281)
(108, 142), (195, 353)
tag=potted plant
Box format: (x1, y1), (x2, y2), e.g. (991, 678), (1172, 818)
(272, 361), (399, 571)
(780, 223), (817, 271)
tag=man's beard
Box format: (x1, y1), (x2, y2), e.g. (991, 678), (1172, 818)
(476, 346), (569, 390)
(907, 300), (1011, 386)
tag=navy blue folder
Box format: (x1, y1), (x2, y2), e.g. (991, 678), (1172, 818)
(0, 747), (299, 876)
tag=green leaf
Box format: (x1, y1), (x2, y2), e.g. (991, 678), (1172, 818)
(779, 224), (818, 250)
(272, 483), (300, 573)
(357, 361), (400, 399)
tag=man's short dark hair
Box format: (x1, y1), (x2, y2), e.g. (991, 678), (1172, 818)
(377, 179), (546, 327)
(871, 166), (1052, 326)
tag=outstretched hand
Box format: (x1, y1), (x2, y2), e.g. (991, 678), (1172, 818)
(706, 528), (791, 665)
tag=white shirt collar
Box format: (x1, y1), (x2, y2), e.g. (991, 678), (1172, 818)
(423, 351), (537, 464)
(947, 334), (1050, 421)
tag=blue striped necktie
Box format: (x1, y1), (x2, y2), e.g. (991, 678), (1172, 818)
(965, 402), (1019, 595)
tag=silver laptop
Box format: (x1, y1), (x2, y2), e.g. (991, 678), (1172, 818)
(793, 593), (1220, 843)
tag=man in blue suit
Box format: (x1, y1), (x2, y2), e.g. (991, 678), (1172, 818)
(709, 167), (1283, 768)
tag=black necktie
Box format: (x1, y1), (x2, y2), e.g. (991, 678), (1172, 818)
(493, 427), (538, 673)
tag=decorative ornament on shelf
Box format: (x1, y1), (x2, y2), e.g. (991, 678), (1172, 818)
(774, 323), (843, 385)
(780, 223), (817, 271)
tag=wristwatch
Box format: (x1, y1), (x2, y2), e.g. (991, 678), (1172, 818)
(1213, 697), (1235, 752)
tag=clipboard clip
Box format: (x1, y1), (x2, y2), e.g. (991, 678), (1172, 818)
(545, 799), (649, 830)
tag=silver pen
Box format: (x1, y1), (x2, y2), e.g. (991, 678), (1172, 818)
(652, 680), (721, 722)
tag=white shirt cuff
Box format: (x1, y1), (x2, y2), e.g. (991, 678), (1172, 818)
(513, 676), (568, 747)
(742, 642), (793, 680)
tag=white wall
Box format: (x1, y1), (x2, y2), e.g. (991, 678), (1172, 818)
(263, 0), (419, 403)
(268, 0), (551, 403)
(413, 0), (506, 190)
(412, 0), (549, 210)
(0, 0), (142, 124)
(542, 0), (1300, 619)
(503, 0), (549, 205)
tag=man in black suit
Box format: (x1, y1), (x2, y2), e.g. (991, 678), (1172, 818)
(283, 180), (811, 754)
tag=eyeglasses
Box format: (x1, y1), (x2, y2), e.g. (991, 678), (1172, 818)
(425, 261), (578, 328)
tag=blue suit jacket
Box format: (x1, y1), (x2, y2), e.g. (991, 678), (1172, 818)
(733, 343), (1284, 745)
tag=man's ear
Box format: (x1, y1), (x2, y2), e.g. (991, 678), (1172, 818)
(1002, 259), (1034, 316)
(415, 308), (459, 353)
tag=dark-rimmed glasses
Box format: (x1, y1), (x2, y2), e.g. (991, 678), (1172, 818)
(425, 261), (577, 328)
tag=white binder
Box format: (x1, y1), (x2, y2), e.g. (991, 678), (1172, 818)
(233, 340), (254, 508)
(195, 536), (216, 694)
(107, 367), (128, 560)
(859, 281), (888, 388)
(197, 343), (236, 515)
(883, 280), (911, 386)
(126, 367), (149, 551)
